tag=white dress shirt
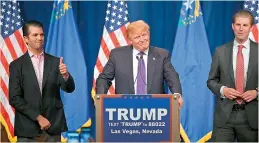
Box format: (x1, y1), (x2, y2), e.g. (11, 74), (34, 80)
(220, 39), (250, 96)
(132, 47), (149, 94)
(28, 49), (44, 94)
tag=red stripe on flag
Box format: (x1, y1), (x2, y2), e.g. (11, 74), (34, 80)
(109, 32), (120, 48)
(120, 26), (131, 44)
(14, 31), (27, 53)
(101, 39), (110, 59)
(0, 103), (14, 137)
(96, 58), (104, 73)
(0, 77), (15, 113)
(0, 50), (10, 75)
(0, 77), (9, 99)
(4, 37), (18, 60)
(252, 25), (258, 42)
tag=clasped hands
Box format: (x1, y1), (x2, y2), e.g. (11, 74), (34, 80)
(223, 87), (257, 102)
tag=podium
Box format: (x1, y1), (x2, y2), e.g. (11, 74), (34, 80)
(95, 94), (180, 142)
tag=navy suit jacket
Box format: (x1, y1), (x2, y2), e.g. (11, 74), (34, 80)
(96, 45), (182, 94)
(9, 52), (75, 137)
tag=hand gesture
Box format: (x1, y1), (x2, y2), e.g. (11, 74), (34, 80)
(59, 57), (69, 78)
(37, 115), (51, 130)
(223, 87), (241, 100)
(241, 90), (257, 102)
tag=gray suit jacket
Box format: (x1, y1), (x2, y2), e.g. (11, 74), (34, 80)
(96, 45), (182, 95)
(207, 40), (258, 129)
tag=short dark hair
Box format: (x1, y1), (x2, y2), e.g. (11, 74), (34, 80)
(232, 10), (254, 25)
(22, 20), (43, 36)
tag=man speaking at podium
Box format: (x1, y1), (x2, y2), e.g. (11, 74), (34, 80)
(96, 20), (183, 108)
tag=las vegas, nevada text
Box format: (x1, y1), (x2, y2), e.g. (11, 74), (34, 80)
(105, 108), (167, 135)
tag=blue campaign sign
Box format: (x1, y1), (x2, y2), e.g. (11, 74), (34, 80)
(100, 95), (173, 142)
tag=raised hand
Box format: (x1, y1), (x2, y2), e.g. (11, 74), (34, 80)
(59, 57), (69, 78)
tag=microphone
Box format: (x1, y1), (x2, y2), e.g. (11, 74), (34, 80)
(138, 54), (143, 60)
(136, 55), (139, 61)
(134, 56), (140, 84)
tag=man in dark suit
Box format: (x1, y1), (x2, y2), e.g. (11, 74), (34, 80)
(9, 20), (75, 142)
(207, 10), (258, 142)
(96, 20), (183, 107)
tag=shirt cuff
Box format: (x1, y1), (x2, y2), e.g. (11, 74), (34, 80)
(173, 93), (182, 98)
(173, 93), (181, 95)
(63, 74), (69, 81)
(220, 86), (226, 98)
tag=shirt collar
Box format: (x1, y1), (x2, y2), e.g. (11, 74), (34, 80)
(233, 38), (250, 50)
(133, 47), (149, 57)
(28, 49), (44, 58)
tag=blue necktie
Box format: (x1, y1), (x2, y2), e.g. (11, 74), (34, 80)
(136, 52), (146, 94)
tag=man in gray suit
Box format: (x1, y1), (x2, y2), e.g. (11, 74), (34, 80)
(207, 10), (258, 142)
(96, 20), (183, 107)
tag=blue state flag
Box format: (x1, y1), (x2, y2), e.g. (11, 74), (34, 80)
(45, 0), (90, 139)
(170, 0), (215, 142)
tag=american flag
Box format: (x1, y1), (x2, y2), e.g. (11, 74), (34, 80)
(92, 0), (130, 97)
(0, 0), (26, 141)
(244, 0), (259, 43)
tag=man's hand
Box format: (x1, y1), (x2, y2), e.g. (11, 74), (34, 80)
(59, 57), (69, 79)
(223, 87), (241, 100)
(177, 96), (184, 109)
(241, 90), (257, 102)
(36, 115), (51, 130)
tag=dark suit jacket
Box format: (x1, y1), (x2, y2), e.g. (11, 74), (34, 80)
(207, 40), (258, 129)
(96, 45), (182, 94)
(9, 52), (75, 137)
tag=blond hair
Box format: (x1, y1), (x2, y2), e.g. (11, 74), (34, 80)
(126, 20), (150, 39)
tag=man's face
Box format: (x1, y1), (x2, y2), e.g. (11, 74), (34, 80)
(232, 16), (252, 43)
(129, 28), (150, 52)
(24, 26), (44, 50)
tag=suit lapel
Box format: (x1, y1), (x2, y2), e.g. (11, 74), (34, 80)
(228, 42), (235, 85)
(24, 52), (41, 93)
(127, 46), (135, 94)
(42, 53), (51, 90)
(147, 47), (156, 93)
(246, 42), (256, 86)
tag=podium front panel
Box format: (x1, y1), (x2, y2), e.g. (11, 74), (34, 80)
(95, 94), (180, 142)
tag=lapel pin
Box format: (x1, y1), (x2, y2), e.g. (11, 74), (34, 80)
(153, 57), (155, 60)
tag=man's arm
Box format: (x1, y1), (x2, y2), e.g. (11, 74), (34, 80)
(207, 48), (224, 96)
(59, 57), (75, 93)
(59, 72), (75, 93)
(96, 50), (116, 94)
(163, 51), (182, 94)
(8, 62), (40, 121)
